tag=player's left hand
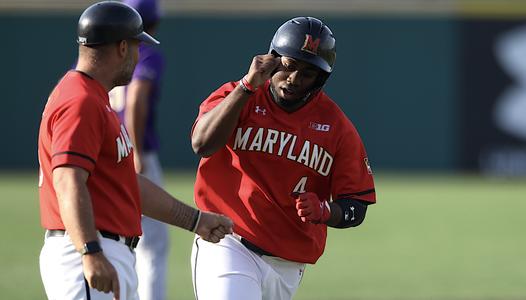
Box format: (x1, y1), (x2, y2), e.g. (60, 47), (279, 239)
(294, 192), (331, 224)
(195, 211), (234, 243)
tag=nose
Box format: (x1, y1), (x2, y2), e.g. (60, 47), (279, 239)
(287, 71), (301, 86)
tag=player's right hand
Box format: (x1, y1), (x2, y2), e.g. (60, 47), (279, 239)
(195, 211), (234, 243)
(294, 192), (331, 224)
(245, 54), (281, 88)
(82, 252), (120, 300)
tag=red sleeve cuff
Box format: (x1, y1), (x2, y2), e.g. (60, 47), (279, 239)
(51, 151), (95, 173)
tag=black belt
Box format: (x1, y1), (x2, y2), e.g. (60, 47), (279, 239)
(240, 237), (274, 257)
(46, 229), (140, 250)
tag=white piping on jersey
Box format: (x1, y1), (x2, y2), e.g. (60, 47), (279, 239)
(233, 127), (333, 176)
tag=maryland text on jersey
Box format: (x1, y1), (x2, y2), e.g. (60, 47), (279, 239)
(116, 124), (134, 163)
(233, 127), (333, 176)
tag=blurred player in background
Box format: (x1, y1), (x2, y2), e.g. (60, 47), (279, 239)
(190, 17), (376, 300)
(38, 2), (232, 299)
(109, 0), (169, 299)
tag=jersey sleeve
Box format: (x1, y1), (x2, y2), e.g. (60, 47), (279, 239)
(331, 121), (376, 204)
(191, 81), (237, 133)
(198, 82), (237, 115)
(132, 50), (164, 82)
(50, 96), (106, 173)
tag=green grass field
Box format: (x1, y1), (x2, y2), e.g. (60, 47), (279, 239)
(1, 171), (525, 300)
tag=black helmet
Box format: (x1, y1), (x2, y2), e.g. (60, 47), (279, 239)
(77, 1), (159, 46)
(269, 17), (336, 76)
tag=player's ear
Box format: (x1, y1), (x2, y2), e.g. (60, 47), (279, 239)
(117, 40), (127, 58)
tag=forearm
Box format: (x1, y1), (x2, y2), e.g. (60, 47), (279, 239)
(127, 105), (146, 173)
(53, 167), (98, 250)
(191, 86), (251, 157)
(138, 174), (199, 231)
(125, 79), (149, 159)
(127, 110), (146, 155)
(326, 202), (343, 227)
(192, 54), (281, 156)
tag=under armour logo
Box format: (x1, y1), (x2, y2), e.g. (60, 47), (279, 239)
(344, 206), (356, 221)
(255, 106), (267, 115)
(301, 34), (321, 55)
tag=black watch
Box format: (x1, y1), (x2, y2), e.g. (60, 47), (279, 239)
(79, 241), (103, 255)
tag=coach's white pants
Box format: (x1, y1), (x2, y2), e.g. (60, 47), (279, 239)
(135, 152), (169, 300)
(40, 231), (139, 300)
(191, 234), (306, 300)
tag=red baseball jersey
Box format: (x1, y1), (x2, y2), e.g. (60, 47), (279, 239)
(193, 80), (376, 263)
(38, 71), (142, 237)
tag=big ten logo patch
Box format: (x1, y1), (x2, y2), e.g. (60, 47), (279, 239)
(309, 122), (330, 132)
(116, 124), (133, 163)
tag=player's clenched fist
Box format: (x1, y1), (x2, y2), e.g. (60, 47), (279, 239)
(245, 54), (281, 89)
(294, 192), (331, 224)
(195, 211), (234, 243)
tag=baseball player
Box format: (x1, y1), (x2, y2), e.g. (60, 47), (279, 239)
(190, 17), (376, 300)
(108, 1), (170, 299)
(37, 2), (232, 299)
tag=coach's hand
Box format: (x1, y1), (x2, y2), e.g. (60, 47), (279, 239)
(82, 253), (120, 300)
(294, 192), (331, 224)
(245, 54), (281, 88)
(195, 212), (234, 243)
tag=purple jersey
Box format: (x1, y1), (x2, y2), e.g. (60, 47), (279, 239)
(111, 43), (164, 152)
(132, 44), (164, 152)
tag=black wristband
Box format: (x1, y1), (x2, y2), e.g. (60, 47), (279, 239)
(78, 240), (102, 255)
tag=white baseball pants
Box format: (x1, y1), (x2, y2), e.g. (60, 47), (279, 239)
(39, 231), (139, 300)
(135, 152), (169, 300)
(191, 234), (306, 300)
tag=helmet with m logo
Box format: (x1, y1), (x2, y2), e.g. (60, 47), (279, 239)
(77, 1), (159, 46)
(269, 17), (336, 89)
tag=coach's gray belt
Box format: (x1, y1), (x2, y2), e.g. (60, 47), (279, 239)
(46, 229), (140, 250)
(233, 234), (275, 257)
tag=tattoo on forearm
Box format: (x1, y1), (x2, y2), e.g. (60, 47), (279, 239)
(169, 200), (199, 231)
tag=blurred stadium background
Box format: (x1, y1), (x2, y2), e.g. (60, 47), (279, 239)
(1, 0), (526, 299)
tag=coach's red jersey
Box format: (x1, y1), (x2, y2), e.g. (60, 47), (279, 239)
(193, 80), (376, 263)
(38, 71), (142, 237)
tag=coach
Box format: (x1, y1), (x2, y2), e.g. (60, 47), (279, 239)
(37, 2), (232, 299)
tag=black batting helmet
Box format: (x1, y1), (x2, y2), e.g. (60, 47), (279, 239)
(269, 17), (336, 88)
(77, 1), (159, 46)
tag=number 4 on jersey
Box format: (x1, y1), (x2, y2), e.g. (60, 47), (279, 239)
(292, 176), (308, 194)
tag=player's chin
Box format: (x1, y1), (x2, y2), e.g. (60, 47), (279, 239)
(281, 94), (306, 103)
(114, 75), (133, 87)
